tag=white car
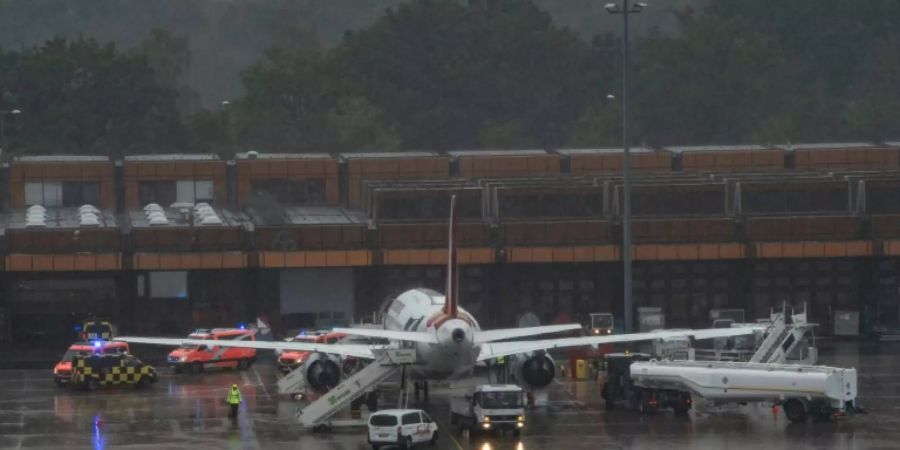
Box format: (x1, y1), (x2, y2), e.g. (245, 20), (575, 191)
(367, 409), (438, 449)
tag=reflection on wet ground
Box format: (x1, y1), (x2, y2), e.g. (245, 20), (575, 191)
(0, 342), (897, 449)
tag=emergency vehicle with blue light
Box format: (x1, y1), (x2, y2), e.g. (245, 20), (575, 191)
(167, 328), (257, 374)
(71, 353), (157, 391)
(53, 340), (130, 387)
(277, 331), (347, 373)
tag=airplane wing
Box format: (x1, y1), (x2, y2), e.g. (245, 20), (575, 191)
(331, 328), (438, 344)
(116, 336), (376, 359)
(474, 324), (583, 344)
(476, 326), (764, 362)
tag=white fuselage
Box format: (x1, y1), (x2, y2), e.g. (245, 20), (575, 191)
(383, 288), (481, 380)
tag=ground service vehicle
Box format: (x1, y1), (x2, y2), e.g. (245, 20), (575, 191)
(80, 320), (115, 341)
(70, 354), (157, 391)
(630, 359), (858, 422)
(590, 313), (615, 335)
(368, 409), (438, 449)
(53, 341), (130, 386)
(600, 353), (692, 414)
(168, 328), (256, 374)
(277, 332), (347, 373)
(450, 384), (525, 435)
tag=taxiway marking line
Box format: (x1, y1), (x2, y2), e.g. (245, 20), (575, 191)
(252, 367), (271, 400)
(433, 415), (464, 450)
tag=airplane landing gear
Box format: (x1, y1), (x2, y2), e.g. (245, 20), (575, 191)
(414, 381), (430, 402)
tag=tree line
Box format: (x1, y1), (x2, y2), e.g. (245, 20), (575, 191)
(0, 0), (898, 157)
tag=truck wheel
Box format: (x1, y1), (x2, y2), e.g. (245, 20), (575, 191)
(402, 436), (412, 449)
(137, 377), (152, 389)
(238, 359), (250, 371)
(367, 392), (378, 412)
(87, 379), (100, 391)
(174, 365), (183, 374)
(450, 412), (458, 425)
(431, 431), (438, 446)
(783, 399), (808, 423)
(600, 383), (609, 401)
(55, 379), (66, 388)
(191, 362), (203, 375)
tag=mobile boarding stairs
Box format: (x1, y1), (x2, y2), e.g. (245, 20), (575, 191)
(278, 347), (415, 429)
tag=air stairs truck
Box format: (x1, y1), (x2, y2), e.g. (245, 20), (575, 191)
(287, 348), (414, 431)
(602, 309), (859, 422)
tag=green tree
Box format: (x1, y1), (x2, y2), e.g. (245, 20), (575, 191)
(1, 37), (187, 157)
(332, 0), (604, 149)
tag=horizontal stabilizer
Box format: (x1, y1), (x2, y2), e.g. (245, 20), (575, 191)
(116, 336), (375, 359)
(474, 324), (582, 344)
(331, 328), (438, 344)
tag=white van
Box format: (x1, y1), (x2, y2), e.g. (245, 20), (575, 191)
(367, 409), (438, 449)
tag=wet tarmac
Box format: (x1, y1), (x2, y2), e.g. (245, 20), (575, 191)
(0, 342), (897, 449)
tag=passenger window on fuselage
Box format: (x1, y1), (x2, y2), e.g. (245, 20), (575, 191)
(401, 413), (420, 425)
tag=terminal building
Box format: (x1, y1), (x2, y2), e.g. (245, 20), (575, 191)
(2, 142), (900, 349)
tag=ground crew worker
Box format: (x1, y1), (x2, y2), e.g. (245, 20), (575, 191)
(226, 384), (242, 418)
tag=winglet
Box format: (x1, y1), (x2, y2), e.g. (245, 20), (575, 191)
(444, 195), (459, 318)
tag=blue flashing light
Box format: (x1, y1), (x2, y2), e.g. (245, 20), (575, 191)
(93, 341), (102, 348)
(73, 325), (83, 332)
(237, 323), (247, 330)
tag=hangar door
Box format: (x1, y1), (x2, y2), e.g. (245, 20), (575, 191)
(279, 268), (354, 330)
(7, 277), (116, 345)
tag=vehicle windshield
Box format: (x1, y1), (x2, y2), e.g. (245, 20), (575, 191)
(369, 414), (398, 426)
(480, 391), (522, 408)
(592, 316), (613, 328)
(84, 324), (110, 335)
(61, 350), (89, 362)
(179, 344), (199, 350)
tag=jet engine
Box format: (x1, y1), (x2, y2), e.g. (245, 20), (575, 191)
(510, 352), (556, 389)
(300, 352), (342, 393)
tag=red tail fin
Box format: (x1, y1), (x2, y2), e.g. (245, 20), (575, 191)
(444, 195), (459, 318)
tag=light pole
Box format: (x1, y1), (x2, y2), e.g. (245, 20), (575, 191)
(605, 1), (645, 333)
(0, 108), (22, 153)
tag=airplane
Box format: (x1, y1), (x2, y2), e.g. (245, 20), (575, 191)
(118, 195), (761, 399)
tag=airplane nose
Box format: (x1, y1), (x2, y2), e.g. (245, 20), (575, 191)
(451, 328), (466, 343)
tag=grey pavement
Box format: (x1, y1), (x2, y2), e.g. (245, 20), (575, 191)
(0, 342), (897, 449)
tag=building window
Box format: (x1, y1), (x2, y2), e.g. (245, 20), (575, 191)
(251, 179), (326, 204)
(140, 180), (214, 206)
(25, 181), (100, 207)
(62, 181), (100, 206)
